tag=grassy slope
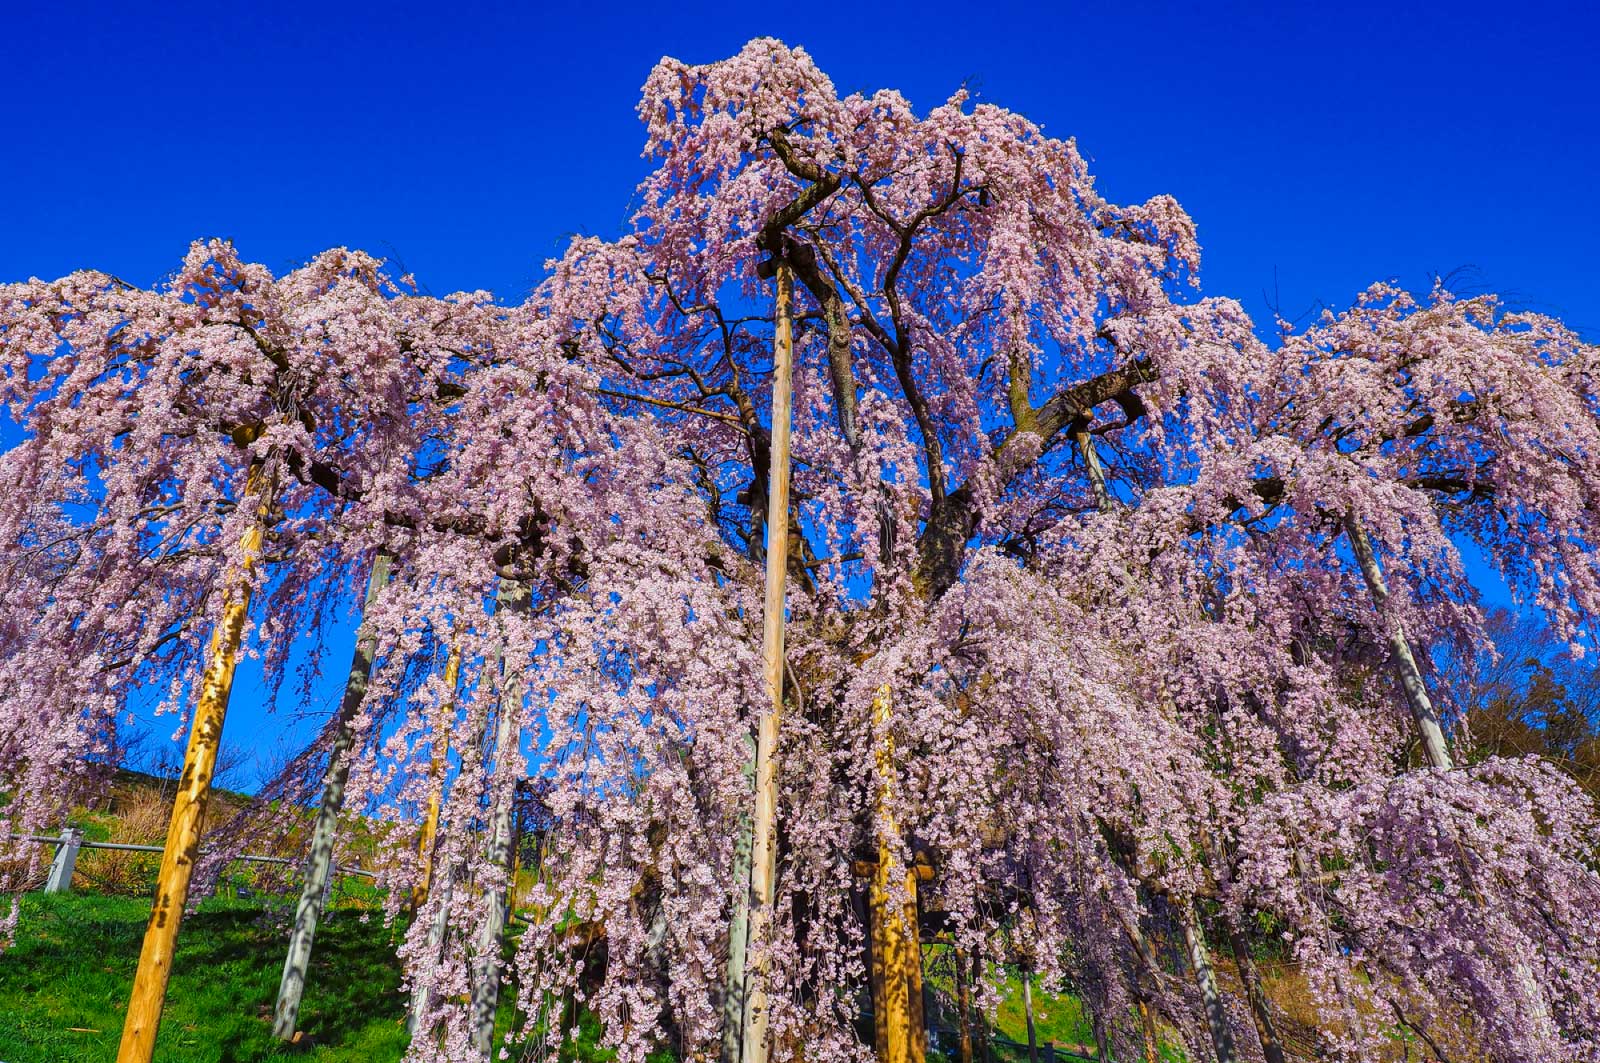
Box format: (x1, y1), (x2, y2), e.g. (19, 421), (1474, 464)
(0, 892), (409, 1063)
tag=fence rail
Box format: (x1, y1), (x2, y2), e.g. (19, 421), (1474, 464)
(20, 829), (377, 894)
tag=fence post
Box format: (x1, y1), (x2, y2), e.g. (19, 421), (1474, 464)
(45, 828), (82, 893)
(1042, 1042), (1055, 1063)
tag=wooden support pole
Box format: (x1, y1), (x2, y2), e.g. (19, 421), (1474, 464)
(404, 647), (459, 1049)
(408, 874), (454, 1041)
(1138, 1000), (1159, 1063)
(868, 870), (904, 1062)
(413, 645), (459, 912)
(470, 578), (531, 1058)
(904, 871), (927, 1063)
(866, 685), (924, 1063)
(971, 952), (994, 1063)
(117, 458), (275, 1063)
(738, 256), (795, 1063)
(954, 947), (975, 1063)
(1344, 514), (1452, 769)
(1228, 925), (1286, 1063)
(273, 550), (394, 1040)
(45, 828), (82, 893)
(721, 733), (755, 1063)
(1181, 903), (1238, 1063)
(1022, 967), (1039, 1063)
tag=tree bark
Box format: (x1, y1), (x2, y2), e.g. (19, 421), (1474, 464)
(739, 258), (795, 1063)
(1076, 426), (1112, 512)
(273, 550), (394, 1039)
(470, 578), (531, 1058)
(118, 457), (276, 1063)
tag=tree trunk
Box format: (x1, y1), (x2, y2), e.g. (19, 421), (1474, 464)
(1181, 903), (1238, 1063)
(118, 457), (276, 1063)
(273, 550), (394, 1040)
(1344, 514), (1452, 769)
(739, 258), (795, 1063)
(470, 578), (531, 1058)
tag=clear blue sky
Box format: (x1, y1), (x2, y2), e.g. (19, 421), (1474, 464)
(4, 0), (1596, 786)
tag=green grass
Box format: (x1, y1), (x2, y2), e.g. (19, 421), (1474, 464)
(990, 968), (1096, 1048)
(0, 891), (410, 1063)
(2, 891), (1181, 1063)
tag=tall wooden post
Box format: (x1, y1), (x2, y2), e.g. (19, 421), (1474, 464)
(45, 828), (82, 893)
(1182, 904), (1238, 1063)
(1022, 966), (1039, 1063)
(413, 646), (459, 911)
(1344, 514), (1453, 769)
(470, 578), (531, 1057)
(954, 947), (975, 1063)
(117, 457), (276, 1063)
(403, 652), (457, 1061)
(409, 875), (454, 1040)
(904, 873), (927, 1062)
(738, 255), (795, 1063)
(273, 550), (394, 1039)
(1138, 1000), (1159, 1063)
(1228, 926), (1286, 1063)
(721, 733), (755, 1063)
(867, 685), (924, 1063)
